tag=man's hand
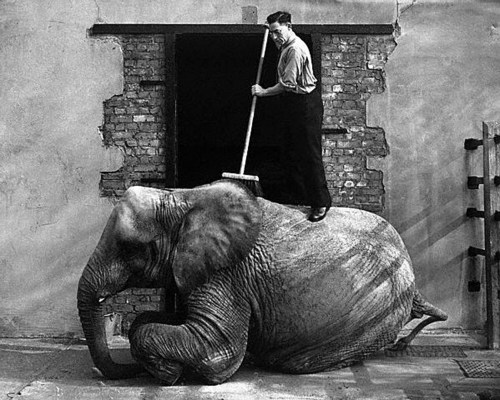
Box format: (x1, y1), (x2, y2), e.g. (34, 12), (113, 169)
(251, 84), (266, 97)
(252, 83), (285, 97)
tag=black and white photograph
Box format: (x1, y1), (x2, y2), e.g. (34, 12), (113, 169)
(1, 1), (500, 398)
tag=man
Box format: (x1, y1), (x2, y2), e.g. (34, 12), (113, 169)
(252, 11), (331, 222)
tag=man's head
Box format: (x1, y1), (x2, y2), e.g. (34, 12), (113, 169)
(266, 11), (293, 49)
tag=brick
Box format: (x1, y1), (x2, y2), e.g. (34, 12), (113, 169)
(131, 288), (157, 295)
(101, 179), (126, 188)
(137, 139), (151, 147)
(125, 139), (138, 147)
(346, 173), (362, 180)
(337, 93), (361, 100)
(126, 76), (141, 84)
(137, 91), (150, 99)
(342, 101), (357, 109)
(135, 132), (157, 140)
(135, 303), (160, 312)
(326, 68), (343, 76)
(343, 84), (358, 94)
(112, 131), (132, 140)
(115, 115), (133, 123)
(106, 98), (127, 107)
(322, 44), (339, 52)
(111, 304), (134, 313)
(113, 296), (129, 304)
(337, 60), (361, 68)
(134, 164), (156, 172)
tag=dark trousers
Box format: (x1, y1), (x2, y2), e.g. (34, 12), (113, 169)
(281, 89), (331, 208)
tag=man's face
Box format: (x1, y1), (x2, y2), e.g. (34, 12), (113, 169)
(268, 21), (291, 49)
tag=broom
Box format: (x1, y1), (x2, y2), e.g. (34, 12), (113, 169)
(222, 26), (268, 197)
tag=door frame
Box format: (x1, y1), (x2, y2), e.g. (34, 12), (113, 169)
(90, 24), (394, 187)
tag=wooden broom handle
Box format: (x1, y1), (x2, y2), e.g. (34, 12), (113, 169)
(239, 28), (269, 175)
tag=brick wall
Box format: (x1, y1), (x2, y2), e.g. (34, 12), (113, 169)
(99, 33), (395, 211)
(103, 288), (166, 334)
(100, 34), (167, 197)
(321, 35), (396, 212)
(99, 32), (396, 334)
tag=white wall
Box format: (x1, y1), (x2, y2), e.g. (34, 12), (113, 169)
(369, 1), (500, 328)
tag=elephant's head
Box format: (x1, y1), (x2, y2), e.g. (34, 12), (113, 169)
(77, 180), (262, 379)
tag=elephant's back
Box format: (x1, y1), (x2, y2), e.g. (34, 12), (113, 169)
(257, 199), (412, 278)
(252, 199), (415, 370)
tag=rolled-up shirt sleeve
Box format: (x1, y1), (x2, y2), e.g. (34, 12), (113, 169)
(279, 49), (303, 93)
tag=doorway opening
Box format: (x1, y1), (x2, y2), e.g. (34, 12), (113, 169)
(176, 33), (312, 203)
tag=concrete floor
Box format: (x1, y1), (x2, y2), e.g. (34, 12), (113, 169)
(1, 330), (500, 400)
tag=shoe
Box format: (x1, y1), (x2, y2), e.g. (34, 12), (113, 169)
(308, 206), (330, 222)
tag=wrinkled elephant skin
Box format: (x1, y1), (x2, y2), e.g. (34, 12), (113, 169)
(77, 180), (447, 384)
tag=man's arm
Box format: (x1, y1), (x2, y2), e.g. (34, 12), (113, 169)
(251, 82), (286, 97)
(278, 48), (303, 93)
(251, 47), (304, 97)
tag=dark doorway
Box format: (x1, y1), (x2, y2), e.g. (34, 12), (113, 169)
(176, 32), (312, 203)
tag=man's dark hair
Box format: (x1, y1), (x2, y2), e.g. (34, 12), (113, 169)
(266, 11), (291, 25)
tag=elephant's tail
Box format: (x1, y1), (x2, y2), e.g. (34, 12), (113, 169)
(411, 290), (448, 321)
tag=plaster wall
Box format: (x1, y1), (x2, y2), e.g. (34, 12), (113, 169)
(0, 0), (498, 337)
(369, 1), (500, 329)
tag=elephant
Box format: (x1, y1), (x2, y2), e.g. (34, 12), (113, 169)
(77, 180), (447, 385)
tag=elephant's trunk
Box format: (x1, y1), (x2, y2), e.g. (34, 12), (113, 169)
(77, 263), (143, 379)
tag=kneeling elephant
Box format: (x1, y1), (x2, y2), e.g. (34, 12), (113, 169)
(77, 180), (447, 384)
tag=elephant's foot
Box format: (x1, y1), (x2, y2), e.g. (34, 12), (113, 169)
(142, 357), (184, 385)
(129, 322), (185, 385)
(129, 318), (247, 385)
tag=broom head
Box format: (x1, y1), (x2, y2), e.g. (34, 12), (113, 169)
(222, 172), (264, 197)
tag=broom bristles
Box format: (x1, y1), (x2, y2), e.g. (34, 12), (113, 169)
(221, 172), (264, 197)
(222, 172), (259, 181)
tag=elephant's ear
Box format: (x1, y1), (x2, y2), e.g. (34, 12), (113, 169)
(171, 182), (262, 295)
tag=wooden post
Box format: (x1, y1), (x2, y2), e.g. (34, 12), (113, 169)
(483, 121), (500, 349)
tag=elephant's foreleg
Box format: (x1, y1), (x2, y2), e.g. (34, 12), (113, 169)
(129, 313), (250, 385)
(389, 290), (448, 351)
(129, 322), (185, 384)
